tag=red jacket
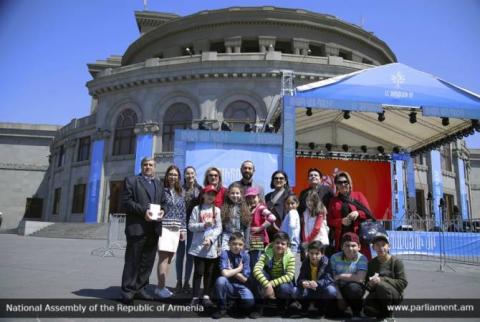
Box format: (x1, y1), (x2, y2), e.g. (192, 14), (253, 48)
(328, 191), (372, 259)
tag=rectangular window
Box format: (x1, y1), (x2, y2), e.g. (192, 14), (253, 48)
(309, 44), (326, 57)
(52, 188), (61, 215)
(162, 123), (189, 152)
(57, 145), (65, 168)
(443, 193), (455, 222)
(241, 39), (260, 53)
(339, 49), (352, 61)
(414, 153), (424, 165)
(24, 198), (43, 219)
(415, 189), (425, 218)
(71, 184), (86, 214)
(109, 181), (125, 214)
(209, 41), (226, 53)
(440, 144), (453, 172)
(275, 40), (293, 54)
(113, 128), (136, 155)
(77, 136), (91, 162)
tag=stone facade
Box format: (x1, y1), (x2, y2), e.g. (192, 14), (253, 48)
(469, 149), (480, 219)
(0, 123), (60, 229)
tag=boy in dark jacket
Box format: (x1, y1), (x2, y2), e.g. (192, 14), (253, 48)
(296, 241), (337, 315)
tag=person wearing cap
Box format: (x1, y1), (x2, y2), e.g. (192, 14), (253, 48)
(245, 186), (276, 273)
(330, 232), (368, 319)
(364, 233), (407, 320)
(188, 184), (223, 307)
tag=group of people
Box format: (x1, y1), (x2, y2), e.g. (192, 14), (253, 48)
(120, 157), (407, 320)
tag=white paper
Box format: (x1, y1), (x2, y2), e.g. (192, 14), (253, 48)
(149, 204), (161, 220)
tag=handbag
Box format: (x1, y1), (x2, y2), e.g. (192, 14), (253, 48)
(359, 220), (387, 242)
(344, 198), (387, 243)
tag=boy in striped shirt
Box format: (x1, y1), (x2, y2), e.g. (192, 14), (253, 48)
(251, 231), (298, 318)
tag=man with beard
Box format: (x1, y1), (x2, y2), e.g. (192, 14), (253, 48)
(234, 160), (264, 198)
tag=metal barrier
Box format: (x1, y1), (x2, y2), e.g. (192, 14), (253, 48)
(383, 218), (480, 267)
(91, 213), (126, 257)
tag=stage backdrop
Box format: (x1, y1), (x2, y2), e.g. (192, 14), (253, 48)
(294, 158), (392, 220)
(173, 130), (283, 191)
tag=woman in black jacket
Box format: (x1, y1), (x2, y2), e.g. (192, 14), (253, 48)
(265, 170), (293, 240)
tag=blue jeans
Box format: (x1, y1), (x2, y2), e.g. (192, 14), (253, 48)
(297, 284), (337, 300)
(249, 250), (263, 273)
(214, 276), (255, 309)
(253, 270), (297, 299)
(175, 230), (193, 284)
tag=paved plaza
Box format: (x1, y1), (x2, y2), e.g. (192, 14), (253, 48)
(1, 233), (479, 321)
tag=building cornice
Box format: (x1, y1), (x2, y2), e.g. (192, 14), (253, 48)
(0, 163), (49, 172)
(87, 53), (369, 97)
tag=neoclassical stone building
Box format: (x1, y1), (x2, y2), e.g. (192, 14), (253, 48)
(3, 6), (474, 229)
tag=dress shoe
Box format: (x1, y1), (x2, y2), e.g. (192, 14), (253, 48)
(121, 292), (134, 305)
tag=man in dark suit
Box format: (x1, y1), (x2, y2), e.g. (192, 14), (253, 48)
(120, 157), (163, 304)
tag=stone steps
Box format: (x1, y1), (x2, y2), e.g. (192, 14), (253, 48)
(30, 222), (108, 239)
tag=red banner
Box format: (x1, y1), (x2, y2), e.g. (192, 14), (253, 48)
(294, 157), (392, 220)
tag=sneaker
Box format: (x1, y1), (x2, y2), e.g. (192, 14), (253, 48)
(202, 296), (214, 308)
(190, 297), (200, 306)
(154, 287), (173, 299)
(212, 309), (227, 319)
(249, 308), (263, 319)
(289, 300), (302, 311)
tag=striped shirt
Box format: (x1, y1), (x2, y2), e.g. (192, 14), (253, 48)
(253, 246), (295, 288)
(330, 251), (368, 275)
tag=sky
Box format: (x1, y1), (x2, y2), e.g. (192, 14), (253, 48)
(0, 0), (479, 148)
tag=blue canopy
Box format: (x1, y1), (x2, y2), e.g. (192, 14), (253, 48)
(290, 62), (480, 119)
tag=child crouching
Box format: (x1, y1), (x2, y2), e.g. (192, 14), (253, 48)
(212, 232), (254, 319)
(251, 231), (297, 318)
(296, 241), (337, 316)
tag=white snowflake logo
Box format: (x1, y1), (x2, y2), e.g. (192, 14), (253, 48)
(391, 71), (406, 89)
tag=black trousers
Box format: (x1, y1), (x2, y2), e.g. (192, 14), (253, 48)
(365, 282), (402, 319)
(192, 257), (219, 298)
(121, 234), (158, 297)
(338, 281), (365, 314)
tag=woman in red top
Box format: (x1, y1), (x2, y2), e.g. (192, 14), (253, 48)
(202, 167), (227, 207)
(328, 171), (372, 259)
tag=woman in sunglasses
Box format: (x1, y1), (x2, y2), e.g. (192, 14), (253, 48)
(327, 171), (372, 259)
(202, 167), (227, 207)
(265, 170), (294, 239)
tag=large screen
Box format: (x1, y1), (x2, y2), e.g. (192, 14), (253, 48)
(294, 157), (392, 220)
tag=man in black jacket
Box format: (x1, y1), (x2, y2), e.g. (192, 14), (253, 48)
(120, 157), (163, 304)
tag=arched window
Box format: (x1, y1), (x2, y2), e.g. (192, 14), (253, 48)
(113, 109), (137, 155)
(224, 100), (257, 131)
(162, 103), (193, 152)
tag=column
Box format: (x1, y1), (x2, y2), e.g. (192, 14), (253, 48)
(134, 122), (159, 174)
(455, 158), (469, 221)
(393, 160), (406, 225)
(406, 154), (417, 214)
(428, 150), (444, 227)
(84, 129), (108, 223)
(292, 38), (309, 55)
(259, 36), (276, 53)
(224, 36), (241, 54)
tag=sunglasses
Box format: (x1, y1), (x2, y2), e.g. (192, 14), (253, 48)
(336, 180), (350, 185)
(273, 177), (285, 180)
